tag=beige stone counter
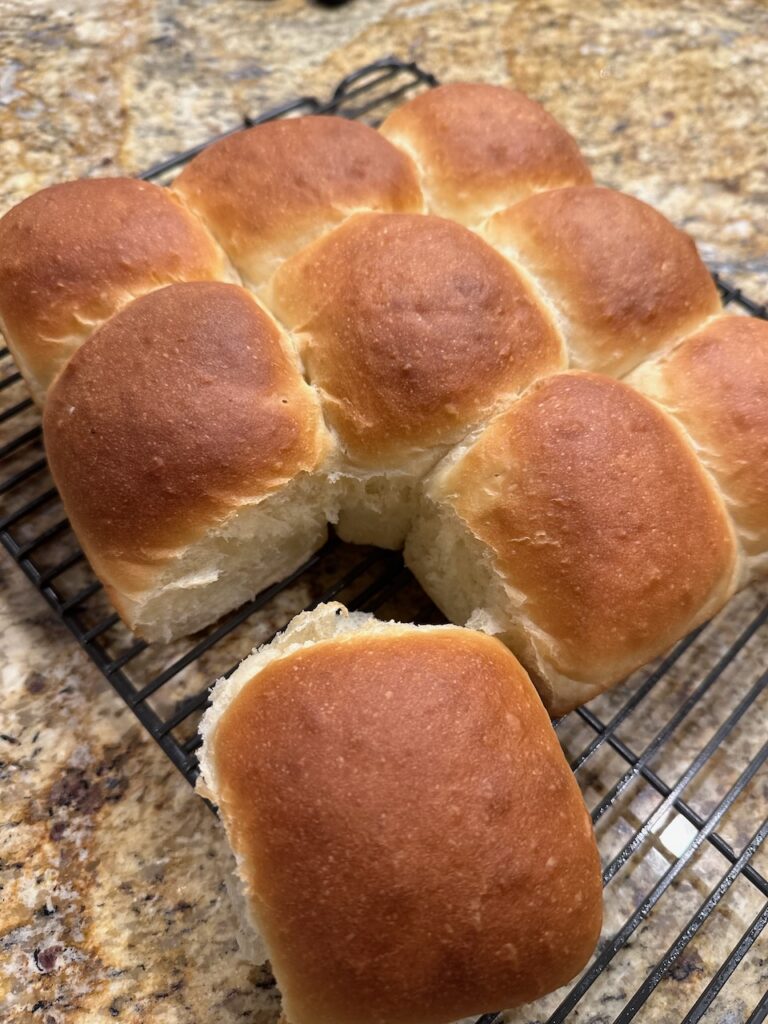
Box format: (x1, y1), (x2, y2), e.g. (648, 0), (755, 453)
(1, 2), (766, 1023)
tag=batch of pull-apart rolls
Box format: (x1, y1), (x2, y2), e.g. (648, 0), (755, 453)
(1, 82), (766, 1023)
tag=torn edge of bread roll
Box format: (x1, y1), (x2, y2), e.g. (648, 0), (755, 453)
(198, 602), (603, 1024)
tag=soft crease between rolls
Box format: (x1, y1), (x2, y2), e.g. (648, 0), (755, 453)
(627, 315), (768, 581)
(0, 177), (236, 404)
(379, 81), (594, 226)
(480, 185), (722, 377)
(172, 115), (424, 294)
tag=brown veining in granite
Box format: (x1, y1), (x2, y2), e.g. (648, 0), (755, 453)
(0, 1), (767, 1022)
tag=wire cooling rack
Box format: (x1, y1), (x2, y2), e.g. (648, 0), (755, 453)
(1, 57), (766, 1024)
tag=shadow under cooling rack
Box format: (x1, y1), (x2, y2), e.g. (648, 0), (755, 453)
(1, 56), (767, 1024)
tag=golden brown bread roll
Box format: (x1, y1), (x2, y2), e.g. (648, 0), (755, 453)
(628, 314), (768, 580)
(481, 186), (722, 377)
(44, 281), (332, 642)
(270, 210), (565, 547)
(0, 81), (759, 716)
(405, 372), (740, 715)
(380, 82), (593, 227)
(173, 116), (423, 294)
(198, 603), (603, 1024)
(0, 177), (233, 403)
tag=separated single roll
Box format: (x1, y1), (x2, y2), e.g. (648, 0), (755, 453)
(629, 315), (768, 580)
(44, 281), (332, 642)
(173, 116), (423, 294)
(198, 602), (603, 1024)
(405, 372), (739, 715)
(482, 186), (722, 378)
(270, 211), (565, 547)
(380, 82), (593, 228)
(0, 177), (233, 403)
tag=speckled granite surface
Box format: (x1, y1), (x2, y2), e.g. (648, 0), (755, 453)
(1, 2), (767, 1023)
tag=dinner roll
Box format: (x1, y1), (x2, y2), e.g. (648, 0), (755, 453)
(44, 282), (331, 642)
(270, 211), (565, 548)
(405, 373), (739, 716)
(481, 186), (722, 377)
(380, 82), (592, 228)
(198, 602), (603, 1024)
(0, 177), (233, 403)
(628, 315), (768, 580)
(173, 116), (422, 295)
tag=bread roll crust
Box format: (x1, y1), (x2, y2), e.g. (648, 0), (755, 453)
(381, 82), (592, 226)
(44, 281), (329, 602)
(0, 177), (231, 402)
(271, 211), (565, 467)
(629, 315), (768, 575)
(422, 373), (738, 711)
(482, 186), (721, 377)
(208, 610), (602, 1024)
(173, 116), (423, 291)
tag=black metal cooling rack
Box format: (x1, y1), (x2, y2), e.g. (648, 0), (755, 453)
(1, 56), (767, 1024)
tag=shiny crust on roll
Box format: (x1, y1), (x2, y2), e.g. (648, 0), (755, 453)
(482, 186), (721, 378)
(271, 211), (565, 466)
(173, 116), (423, 292)
(270, 210), (565, 548)
(381, 82), (592, 227)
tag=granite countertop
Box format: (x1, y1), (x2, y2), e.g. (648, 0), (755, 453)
(1, 2), (767, 1023)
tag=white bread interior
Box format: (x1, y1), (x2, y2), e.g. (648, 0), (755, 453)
(404, 481), (593, 716)
(402, 438), (566, 706)
(123, 474), (329, 643)
(326, 447), (449, 550)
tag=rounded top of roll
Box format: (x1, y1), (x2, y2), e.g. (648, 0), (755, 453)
(173, 116), (423, 291)
(630, 314), (768, 568)
(205, 605), (602, 1024)
(439, 372), (738, 712)
(380, 82), (593, 227)
(483, 186), (721, 377)
(0, 177), (230, 401)
(271, 211), (565, 468)
(44, 281), (328, 600)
